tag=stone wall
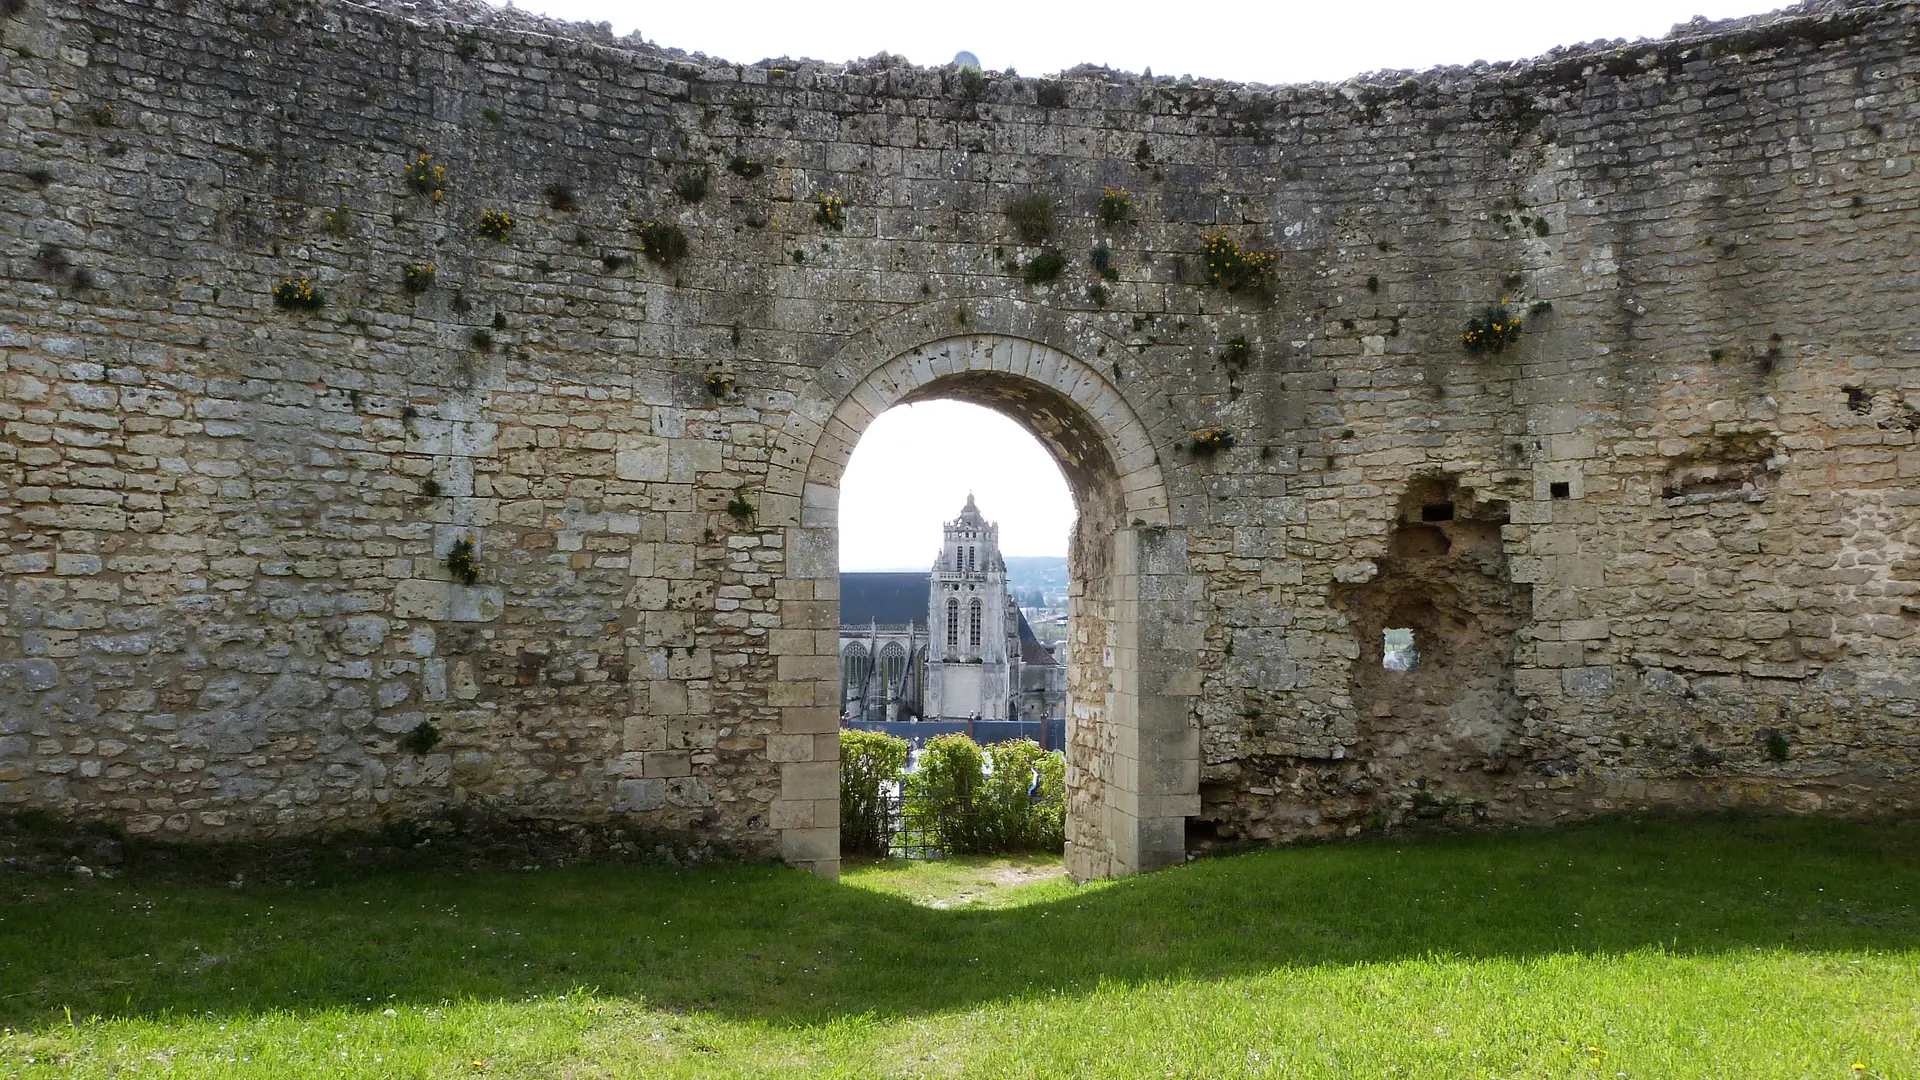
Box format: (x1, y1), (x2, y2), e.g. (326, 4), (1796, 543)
(2, 0), (1917, 876)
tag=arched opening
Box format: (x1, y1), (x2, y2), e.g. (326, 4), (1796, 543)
(770, 331), (1196, 881)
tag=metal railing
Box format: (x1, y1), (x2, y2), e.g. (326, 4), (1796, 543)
(845, 787), (952, 860)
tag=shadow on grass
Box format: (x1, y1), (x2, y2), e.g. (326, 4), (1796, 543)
(2, 813), (1916, 1027)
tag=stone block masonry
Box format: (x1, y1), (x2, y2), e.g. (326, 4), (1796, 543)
(1, 0), (1917, 876)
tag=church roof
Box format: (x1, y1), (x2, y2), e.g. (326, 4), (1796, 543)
(840, 572), (930, 626)
(952, 492), (987, 527)
(1016, 609), (1057, 665)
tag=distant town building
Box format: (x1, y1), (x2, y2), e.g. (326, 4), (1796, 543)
(839, 495), (1066, 723)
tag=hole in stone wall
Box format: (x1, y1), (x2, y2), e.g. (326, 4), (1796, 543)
(1549, 481), (1571, 500)
(1662, 433), (1776, 501)
(1382, 628), (1418, 671)
(1845, 386), (1872, 414)
(1392, 524), (1451, 559)
(1334, 474), (1533, 824)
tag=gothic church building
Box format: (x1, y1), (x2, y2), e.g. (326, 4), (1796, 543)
(839, 497), (1065, 723)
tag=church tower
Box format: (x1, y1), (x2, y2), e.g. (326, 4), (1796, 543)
(925, 494), (1013, 719)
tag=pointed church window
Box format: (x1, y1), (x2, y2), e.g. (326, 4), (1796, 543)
(946, 598), (960, 649)
(969, 598), (983, 651)
(842, 642), (868, 689)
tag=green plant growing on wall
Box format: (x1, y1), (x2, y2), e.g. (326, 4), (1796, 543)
(402, 152), (447, 200)
(672, 169), (710, 204)
(1200, 230), (1275, 293)
(402, 263), (436, 294)
(1187, 427), (1237, 455)
(1765, 730), (1790, 761)
(1097, 186), (1131, 225)
(1529, 300), (1554, 317)
(1221, 336), (1252, 373)
(840, 729), (909, 855)
(813, 190), (845, 231)
(421, 478), (442, 496)
(1090, 245), (1119, 281)
(544, 183), (578, 212)
(401, 721), (442, 755)
(445, 537), (479, 585)
(958, 65), (989, 101)
(638, 221), (689, 265)
(726, 155), (764, 179)
(475, 208), (514, 242)
(1005, 193), (1056, 245)
(469, 328), (492, 350)
(89, 104), (115, 127)
(725, 495), (755, 520)
(323, 207), (352, 236)
(1460, 303), (1523, 355)
(1024, 250), (1067, 285)
(272, 277), (325, 313)
(704, 371), (735, 398)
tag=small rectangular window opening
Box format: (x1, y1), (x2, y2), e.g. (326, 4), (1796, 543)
(1420, 503), (1454, 522)
(1383, 628), (1418, 672)
(1549, 481), (1571, 500)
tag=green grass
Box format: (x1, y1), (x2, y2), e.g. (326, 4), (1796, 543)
(843, 853), (1071, 908)
(2, 815), (1917, 1077)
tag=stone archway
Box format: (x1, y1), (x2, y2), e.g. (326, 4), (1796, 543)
(764, 320), (1200, 880)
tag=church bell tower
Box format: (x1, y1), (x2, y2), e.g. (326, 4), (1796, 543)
(924, 494), (1012, 719)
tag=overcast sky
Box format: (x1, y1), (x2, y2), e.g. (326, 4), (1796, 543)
(491, 0), (1790, 568)
(489, 0), (1787, 84)
(839, 402), (1074, 570)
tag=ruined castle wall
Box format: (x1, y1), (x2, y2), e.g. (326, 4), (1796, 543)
(2, 0), (1916, 861)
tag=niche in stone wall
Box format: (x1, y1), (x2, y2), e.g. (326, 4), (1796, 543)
(1336, 477), (1533, 808)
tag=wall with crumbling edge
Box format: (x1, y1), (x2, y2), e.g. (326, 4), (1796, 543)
(1, 0), (1917, 865)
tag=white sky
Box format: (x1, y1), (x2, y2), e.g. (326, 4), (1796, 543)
(839, 402), (1074, 570)
(489, 0), (1788, 84)
(491, 0), (1791, 566)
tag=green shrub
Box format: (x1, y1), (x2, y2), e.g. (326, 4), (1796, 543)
(904, 734), (986, 854)
(978, 740), (1065, 851)
(904, 734), (1065, 856)
(841, 730), (909, 856)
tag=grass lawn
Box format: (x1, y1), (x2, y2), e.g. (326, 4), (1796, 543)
(2, 814), (1917, 1078)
